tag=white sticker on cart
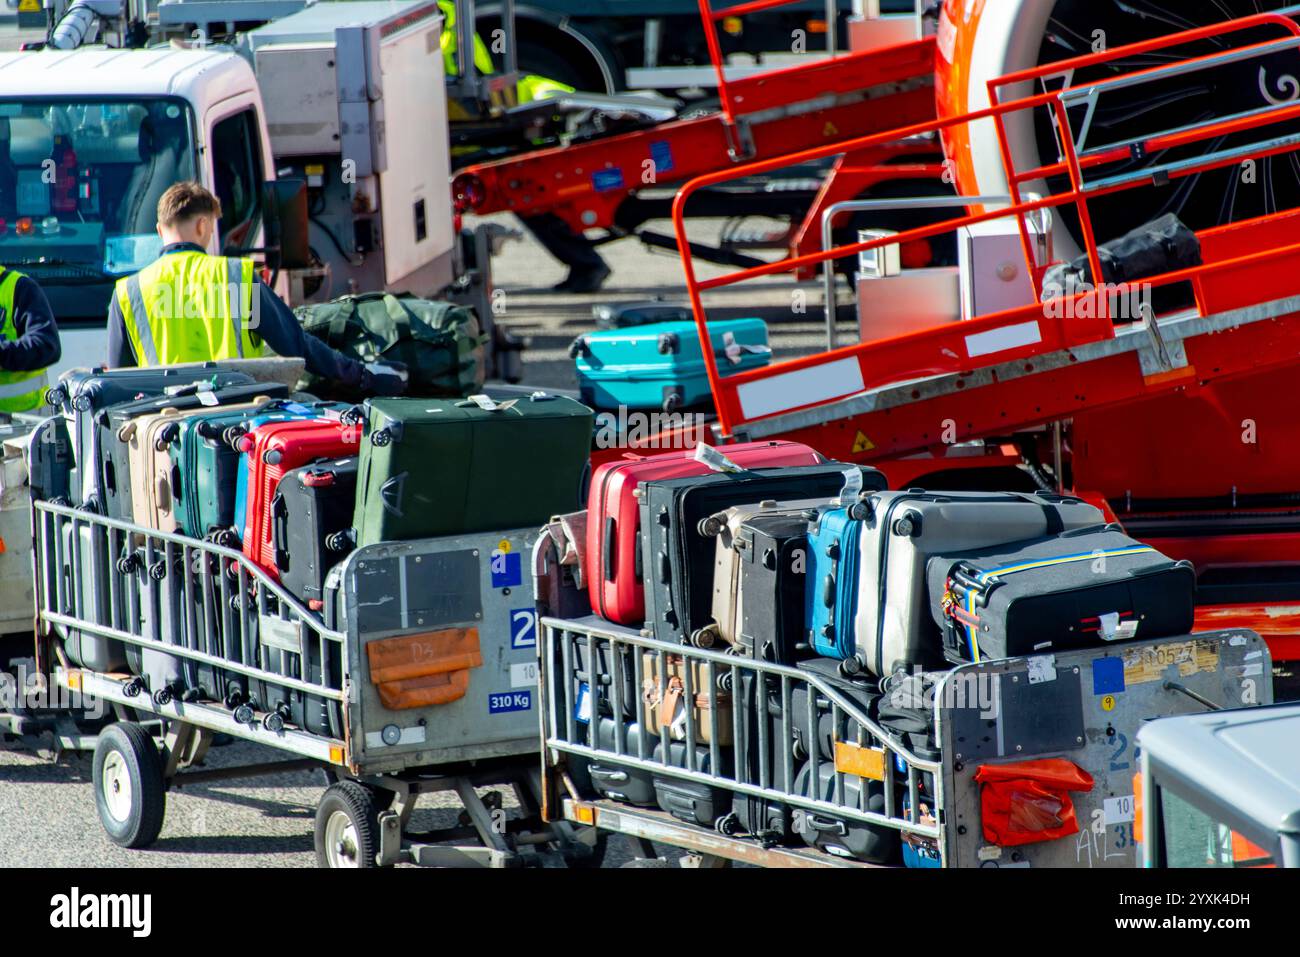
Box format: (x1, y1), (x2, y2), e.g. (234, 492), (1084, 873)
(736, 357), (865, 420)
(511, 661), (539, 688)
(964, 320), (1042, 359)
(259, 614), (300, 653)
(1104, 794), (1136, 825)
(364, 724), (427, 749)
(1026, 655), (1056, 684)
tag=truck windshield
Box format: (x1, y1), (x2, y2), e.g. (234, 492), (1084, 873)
(0, 97), (197, 282)
(1160, 788), (1275, 868)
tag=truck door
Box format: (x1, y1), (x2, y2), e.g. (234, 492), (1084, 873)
(204, 101), (268, 257)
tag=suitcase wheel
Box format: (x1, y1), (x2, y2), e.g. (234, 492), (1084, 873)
(151, 686), (173, 707)
(45, 385), (66, 408)
(263, 711), (286, 733)
(340, 405), (366, 426)
(148, 560), (167, 581)
(847, 500), (873, 521)
(116, 553), (139, 574)
(154, 423), (180, 452)
(72, 392), (93, 413)
(698, 514), (725, 537)
(690, 625), (720, 649)
(370, 428), (393, 447)
(715, 812), (742, 837)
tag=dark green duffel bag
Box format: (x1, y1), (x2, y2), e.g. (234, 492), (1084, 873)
(351, 393), (594, 546)
(295, 292), (486, 400)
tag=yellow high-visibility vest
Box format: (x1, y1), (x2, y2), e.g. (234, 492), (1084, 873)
(115, 250), (266, 366)
(0, 266), (51, 412)
(438, 0), (574, 104)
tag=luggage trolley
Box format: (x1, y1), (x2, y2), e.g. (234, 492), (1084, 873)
(532, 536), (1275, 868)
(32, 501), (596, 868)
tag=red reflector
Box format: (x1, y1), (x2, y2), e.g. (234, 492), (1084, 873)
(309, 599), (324, 611)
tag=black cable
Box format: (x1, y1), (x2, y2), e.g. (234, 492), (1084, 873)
(310, 214), (362, 267)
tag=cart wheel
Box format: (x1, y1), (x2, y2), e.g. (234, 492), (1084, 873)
(565, 831), (610, 870)
(315, 781), (388, 869)
(92, 722), (166, 849)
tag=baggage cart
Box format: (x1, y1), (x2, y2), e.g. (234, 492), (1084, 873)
(533, 537), (1274, 868)
(31, 500), (597, 868)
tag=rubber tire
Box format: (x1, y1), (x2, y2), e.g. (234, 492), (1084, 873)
(566, 831), (611, 870)
(315, 781), (386, 869)
(92, 722), (166, 849)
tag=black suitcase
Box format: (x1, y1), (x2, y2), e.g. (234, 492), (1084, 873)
(55, 365), (260, 510)
(793, 760), (900, 864)
(733, 511), (817, 664)
(730, 671), (799, 843)
(99, 382), (290, 520)
(272, 457), (358, 603)
(790, 658), (881, 763)
(640, 464), (887, 645)
(928, 525), (1196, 663)
(572, 629), (641, 722)
(244, 643), (344, 736)
(575, 718), (658, 805)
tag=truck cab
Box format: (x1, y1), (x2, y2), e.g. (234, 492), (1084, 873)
(1138, 704), (1300, 868)
(0, 47), (279, 376)
(0, 0), (457, 381)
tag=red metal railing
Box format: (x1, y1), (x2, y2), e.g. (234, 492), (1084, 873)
(672, 11), (1300, 438)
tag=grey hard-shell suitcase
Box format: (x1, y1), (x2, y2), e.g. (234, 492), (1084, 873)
(55, 520), (126, 672)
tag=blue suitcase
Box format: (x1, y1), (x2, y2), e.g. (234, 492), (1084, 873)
(571, 318), (771, 412)
(805, 505), (865, 662)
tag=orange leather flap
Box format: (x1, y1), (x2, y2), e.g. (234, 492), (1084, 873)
(373, 670), (471, 711)
(366, 628), (482, 709)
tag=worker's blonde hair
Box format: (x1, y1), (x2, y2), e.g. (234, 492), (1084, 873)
(157, 181), (222, 228)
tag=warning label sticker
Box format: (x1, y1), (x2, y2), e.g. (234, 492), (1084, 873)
(851, 431), (875, 453)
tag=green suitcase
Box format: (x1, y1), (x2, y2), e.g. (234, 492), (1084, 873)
(351, 393), (593, 545)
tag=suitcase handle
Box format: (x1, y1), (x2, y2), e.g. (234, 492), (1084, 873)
(603, 516), (617, 583)
(271, 494), (290, 568)
(805, 814), (848, 836)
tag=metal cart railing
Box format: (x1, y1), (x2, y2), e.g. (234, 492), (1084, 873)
(31, 500), (591, 868)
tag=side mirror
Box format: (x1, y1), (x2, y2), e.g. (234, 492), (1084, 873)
(260, 178), (310, 271)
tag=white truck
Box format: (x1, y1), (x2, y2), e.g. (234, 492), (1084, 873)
(0, 0), (468, 380)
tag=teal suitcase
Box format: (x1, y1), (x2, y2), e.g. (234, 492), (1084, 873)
(352, 393), (593, 546)
(168, 399), (344, 543)
(571, 318), (771, 412)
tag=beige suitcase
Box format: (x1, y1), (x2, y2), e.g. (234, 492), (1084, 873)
(640, 651), (734, 746)
(119, 400), (268, 533)
(700, 498), (825, 649)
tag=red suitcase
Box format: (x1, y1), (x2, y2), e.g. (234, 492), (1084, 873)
(240, 417), (361, 578)
(586, 440), (824, 625)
